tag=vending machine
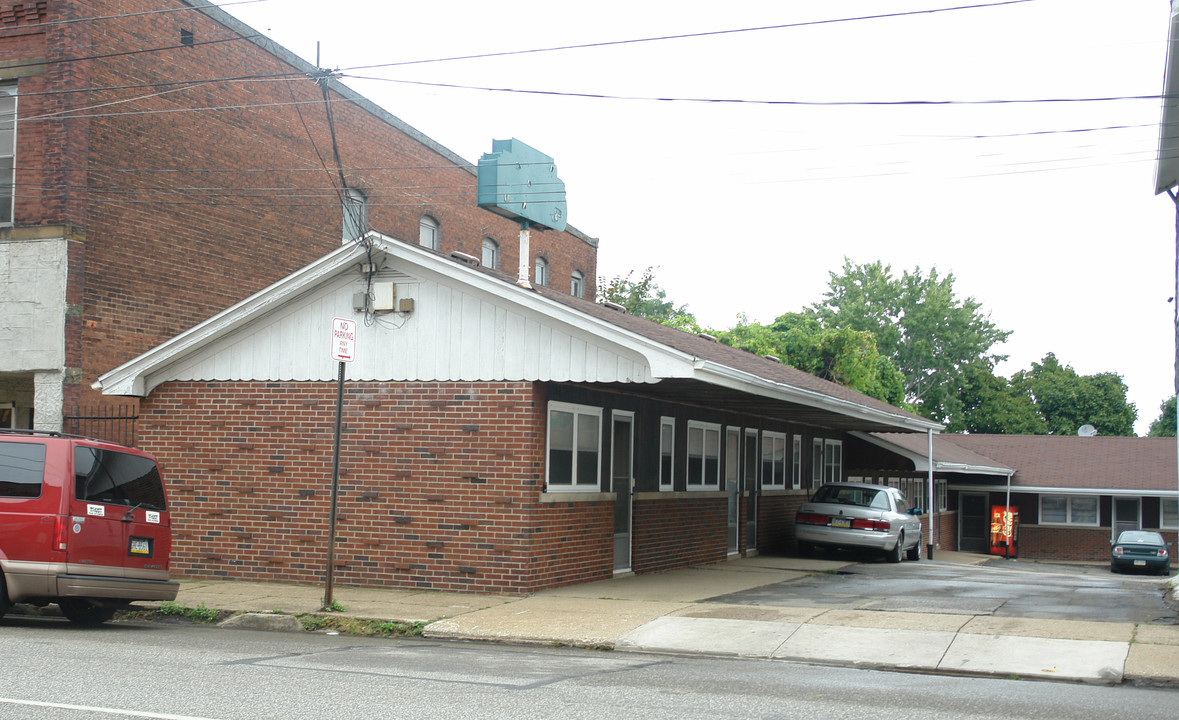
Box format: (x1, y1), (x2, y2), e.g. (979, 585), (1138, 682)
(989, 505), (1019, 558)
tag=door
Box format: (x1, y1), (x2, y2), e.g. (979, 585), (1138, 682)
(743, 429), (759, 551)
(959, 492), (988, 553)
(725, 427), (740, 555)
(1113, 497), (1141, 539)
(69, 443), (170, 580)
(611, 412), (634, 573)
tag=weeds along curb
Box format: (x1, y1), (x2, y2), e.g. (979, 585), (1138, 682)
(117, 603), (429, 639)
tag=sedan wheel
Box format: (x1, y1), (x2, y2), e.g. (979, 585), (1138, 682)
(906, 536), (922, 561)
(886, 533), (904, 563)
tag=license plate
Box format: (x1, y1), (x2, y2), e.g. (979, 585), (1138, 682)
(831, 517), (851, 528)
(1134, 560), (1146, 566)
(129, 536), (152, 556)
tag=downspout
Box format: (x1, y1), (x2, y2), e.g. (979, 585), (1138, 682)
(1005, 470), (1013, 559)
(927, 428), (935, 560)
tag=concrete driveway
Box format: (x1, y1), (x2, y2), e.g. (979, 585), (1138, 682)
(708, 556), (1177, 625)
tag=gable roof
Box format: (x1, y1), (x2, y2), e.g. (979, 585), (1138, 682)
(868, 432), (1177, 495)
(97, 234), (940, 435)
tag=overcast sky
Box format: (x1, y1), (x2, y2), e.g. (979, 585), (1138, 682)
(216, 0), (1178, 434)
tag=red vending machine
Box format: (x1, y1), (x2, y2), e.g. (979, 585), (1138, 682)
(989, 505), (1019, 558)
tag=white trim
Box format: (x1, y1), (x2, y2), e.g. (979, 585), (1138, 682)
(1162, 497), (1178, 530)
(545, 401), (602, 493)
(1038, 494), (1099, 527)
(791, 435), (802, 490)
(686, 420), (722, 491)
(850, 431), (1011, 475)
(948, 484), (1179, 498)
(659, 416), (675, 491)
(762, 431), (787, 489)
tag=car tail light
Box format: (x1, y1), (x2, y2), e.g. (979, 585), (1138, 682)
(53, 515), (68, 552)
(796, 512), (828, 526)
(1158, 548), (1169, 558)
(850, 518), (891, 532)
(1112, 546), (1123, 557)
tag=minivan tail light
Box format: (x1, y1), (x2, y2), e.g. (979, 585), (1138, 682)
(53, 515), (68, 551)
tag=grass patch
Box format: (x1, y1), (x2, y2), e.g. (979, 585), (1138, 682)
(298, 614), (427, 637)
(158, 601), (221, 623)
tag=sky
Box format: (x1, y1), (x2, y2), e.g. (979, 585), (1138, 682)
(215, 0), (1178, 434)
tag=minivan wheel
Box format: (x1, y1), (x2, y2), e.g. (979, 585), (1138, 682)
(0, 573), (10, 621)
(58, 599), (116, 626)
(886, 533), (904, 563)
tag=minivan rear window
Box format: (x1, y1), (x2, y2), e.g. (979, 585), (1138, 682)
(74, 446), (166, 510)
(0, 441), (46, 498)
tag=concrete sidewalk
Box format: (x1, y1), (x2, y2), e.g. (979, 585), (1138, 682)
(166, 553), (1179, 688)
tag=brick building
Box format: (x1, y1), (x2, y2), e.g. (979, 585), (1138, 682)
(0, 0), (597, 436)
(97, 235), (941, 593)
(852, 433), (1178, 563)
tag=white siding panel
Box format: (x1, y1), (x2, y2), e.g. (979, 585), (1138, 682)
(143, 269), (657, 387)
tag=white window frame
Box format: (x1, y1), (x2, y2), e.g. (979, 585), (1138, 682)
(762, 431), (787, 489)
(419, 215), (440, 250)
(571, 270), (585, 298)
(791, 435), (802, 489)
(937, 479), (948, 512)
(824, 439), (843, 484)
(1039, 494), (1099, 527)
(1161, 497), (1177, 530)
(0, 85), (15, 226)
(659, 416), (675, 491)
(535, 256), (550, 287)
(545, 401), (602, 492)
(811, 437), (823, 489)
(686, 421), (721, 490)
(481, 238), (499, 269)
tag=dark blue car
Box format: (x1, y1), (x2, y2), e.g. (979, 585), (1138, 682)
(1110, 531), (1172, 576)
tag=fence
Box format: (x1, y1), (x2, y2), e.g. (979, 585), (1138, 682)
(63, 404), (139, 447)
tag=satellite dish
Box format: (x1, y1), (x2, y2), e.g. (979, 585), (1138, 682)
(1077, 424), (1097, 437)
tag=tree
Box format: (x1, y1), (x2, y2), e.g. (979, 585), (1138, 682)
(1012, 353), (1137, 436)
(809, 259), (1011, 426)
(1147, 395), (1175, 437)
(716, 312), (907, 406)
(947, 363), (1047, 435)
(597, 267), (699, 332)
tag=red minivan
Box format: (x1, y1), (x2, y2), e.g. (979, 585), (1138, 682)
(0, 429), (178, 625)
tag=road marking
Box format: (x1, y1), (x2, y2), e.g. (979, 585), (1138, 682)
(0, 697), (228, 720)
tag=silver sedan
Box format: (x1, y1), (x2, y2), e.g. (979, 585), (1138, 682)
(795, 482), (924, 562)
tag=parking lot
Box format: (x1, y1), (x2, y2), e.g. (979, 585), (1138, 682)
(709, 556), (1178, 625)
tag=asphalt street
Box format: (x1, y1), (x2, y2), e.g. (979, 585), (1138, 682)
(709, 557), (1176, 624)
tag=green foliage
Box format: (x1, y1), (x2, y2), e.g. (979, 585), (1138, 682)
(946, 364), (1047, 434)
(298, 614), (426, 636)
(809, 259), (1011, 426)
(1011, 353), (1136, 436)
(1148, 395), (1177, 437)
(158, 601), (219, 623)
(597, 267), (700, 332)
(716, 312), (907, 406)
(322, 599), (346, 613)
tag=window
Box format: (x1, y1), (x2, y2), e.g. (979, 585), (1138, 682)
(74, 446), (166, 509)
(0, 85), (15, 225)
(419, 215), (440, 250)
(761, 431), (787, 488)
(0, 441), (44, 498)
(937, 479), (948, 512)
(546, 402), (601, 491)
(791, 435), (802, 489)
(481, 238), (499, 269)
(571, 270), (585, 298)
(534, 256), (549, 286)
(342, 188), (368, 241)
(824, 440), (843, 484)
(1161, 498), (1177, 529)
(1040, 494), (1098, 526)
(659, 417), (675, 490)
(686, 421), (721, 489)
(811, 437), (823, 489)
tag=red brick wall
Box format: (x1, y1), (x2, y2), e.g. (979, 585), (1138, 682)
(3, 0), (597, 413)
(140, 380), (574, 594)
(1015, 526), (1177, 563)
(759, 491), (808, 554)
(632, 495), (728, 572)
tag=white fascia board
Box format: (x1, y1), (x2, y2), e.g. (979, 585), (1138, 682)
(98, 242), (364, 396)
(695, 362), (942, 434)
(850, 431), (1010, 475)
(948, 484), (1178, 498)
